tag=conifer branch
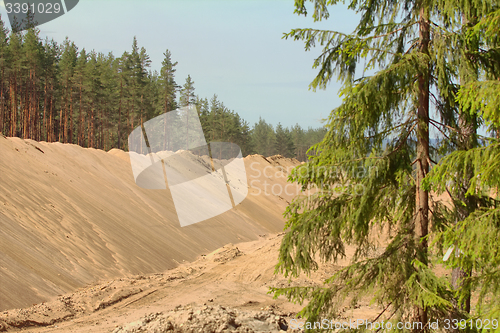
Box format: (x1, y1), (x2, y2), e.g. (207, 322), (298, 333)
(372, 301), (393, 322)
(404, 41), (419, 55)
(386, 121), (417, 157)
(370, 25), (412, 40)
(375, 306), (400, 333)
(364, 117), (416, 139)
(429, 121), (452, 141)
(429, 118), (459, 133)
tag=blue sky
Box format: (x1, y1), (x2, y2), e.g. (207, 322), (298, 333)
(1, 0), (360, 129)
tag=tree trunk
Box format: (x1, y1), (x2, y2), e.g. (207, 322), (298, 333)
(77, 80), (83, 146)
(23, 75), (29, 139)
(43, 75), (48, 141)
(118, 78), (122, 149)
(163, 94), (169, 150)
(10, 74), (17, 137)
(88, 102), (94, 148)
(414, 6), (430, 331)
(140, 94), (143, 153)
(0, 67), (4, 135)
(101, 101), (105, 150)
(100, 104), (104, 149)
(63, 84), (69, 143)
(69, 87), (73, 144)
(49, 88), (54, 142)
(59, 88), (65, 142)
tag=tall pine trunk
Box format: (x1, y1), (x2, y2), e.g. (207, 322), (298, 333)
(43, 75), (48, 141)
(101, 102), (105, 150)
(78, 81), (83, 146)
(117, 79), (122, 149)
(140, 94), (143, 153)
(59, 89), (65, 142)
(163, 94), (170, 150)
(10, 74), (17, 137)
(0, 66), (4, 134)
(69, 88), (73, 144)
(63, 86), (69, 143)
(33, 68), (39, 141)
(23, 75), (29, 139)
(49, 88), (54, 142)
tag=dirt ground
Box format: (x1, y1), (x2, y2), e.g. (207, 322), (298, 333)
(0, 233), (383, 332)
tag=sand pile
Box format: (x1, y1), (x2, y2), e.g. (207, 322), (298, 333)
(0, 135), (300, 312)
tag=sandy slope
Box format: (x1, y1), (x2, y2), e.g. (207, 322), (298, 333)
(0, 135), (300, 313)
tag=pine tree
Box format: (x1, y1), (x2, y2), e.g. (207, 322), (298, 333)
(238, 118), (253, 156)
(251, 117), (276, 157)
(41, 38), (58, 142)
(98, 52), (118, 150)
(159, 49), (179, 151)
(115, 51), (129, 150)
(160, 49), (178, 113)
(290, 124), (306, 161)
(124, 37), (151, 149)
(270, 0), (494, 331)
(7, 27), (23, 138)
(85, 50), (101, 148)
(57, 38), (77, 143)
(73, 49), (87, 146)
(179, 74), (195, 107)
(179, 75), (196, 149)
(206, 94), (222, 141)
(0, 16), (10, 136)
(275, 123), (295, 158)
(138, 45), (152, 130)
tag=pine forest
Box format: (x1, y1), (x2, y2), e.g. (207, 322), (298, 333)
(0, 16), (325, 161)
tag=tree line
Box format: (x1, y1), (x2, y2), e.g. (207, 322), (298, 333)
(0, 16), (324, 160)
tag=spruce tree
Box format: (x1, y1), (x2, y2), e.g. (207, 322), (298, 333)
(270, 0), (495, 331)
(423, 6), (500, 327)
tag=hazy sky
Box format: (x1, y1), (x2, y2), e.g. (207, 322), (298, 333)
(0, 0), (359, 129)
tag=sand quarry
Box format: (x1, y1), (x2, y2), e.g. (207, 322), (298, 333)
(0, 135), (384, 332)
